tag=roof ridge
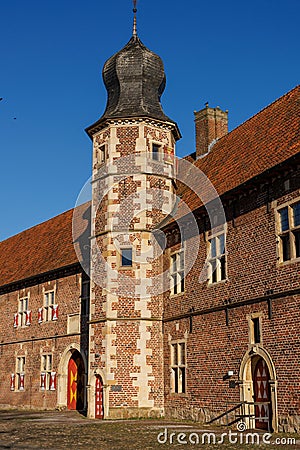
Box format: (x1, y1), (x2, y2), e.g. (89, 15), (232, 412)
(0, 206), (74, 244)
(181, 85), (300, 161)
(224, 84), (300, 139)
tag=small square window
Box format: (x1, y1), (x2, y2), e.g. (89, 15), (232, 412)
(121, 248), (133, 267)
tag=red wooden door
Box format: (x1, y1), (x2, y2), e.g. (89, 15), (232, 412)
(95, 376), (104, 419)
(253, 358), (271, 430)
(67, 351), (85, 410)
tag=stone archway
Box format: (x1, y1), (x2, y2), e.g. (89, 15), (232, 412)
(239, 347), (278, 432)
(57, 344), (87, 411)
(87, 368), (108, 419)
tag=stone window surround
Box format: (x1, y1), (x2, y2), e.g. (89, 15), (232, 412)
(247, 312), (263, 347)
(43, 288), (56, 322)
(40, 353), (53, 390)
(206, 229), (227, 285)
(150, 140), (164, 162)
(275, 198), (300, 264)
(169, 339), (187, 395)
(15, 356), (25, 391)
(118, 245), (135, 270)
(170, 246), (185, 297)
(94, 141), (108, 169)
(18, 293), (29, 327)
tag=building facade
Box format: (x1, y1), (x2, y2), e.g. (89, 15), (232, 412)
(0, 23), (299, 432)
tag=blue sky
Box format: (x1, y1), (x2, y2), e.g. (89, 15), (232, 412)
(0, 0), (299, 240)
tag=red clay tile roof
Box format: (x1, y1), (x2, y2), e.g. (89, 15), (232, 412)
(177, 85), (300, 213)
(0, 203), (90, 287)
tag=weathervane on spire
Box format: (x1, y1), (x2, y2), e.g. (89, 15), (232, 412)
(133, 0), (138, 37)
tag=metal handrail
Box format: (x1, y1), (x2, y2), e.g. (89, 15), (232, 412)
(208, 401), (271, 429)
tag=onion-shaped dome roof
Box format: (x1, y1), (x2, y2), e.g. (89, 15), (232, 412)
(86, 34), (180, 138)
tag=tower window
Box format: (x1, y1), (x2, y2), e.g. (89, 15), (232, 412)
(99, 145), (106, 164)
(121, 248), (133, 267)
(152, 143), (161, 161)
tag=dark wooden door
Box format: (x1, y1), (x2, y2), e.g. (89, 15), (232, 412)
(95, 376), (104, 419)
(253, 358), (271, 430)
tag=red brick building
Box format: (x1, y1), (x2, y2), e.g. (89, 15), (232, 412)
(0, 18), (299, 433)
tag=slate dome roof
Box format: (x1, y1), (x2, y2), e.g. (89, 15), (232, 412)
(86, 34), (180, 137)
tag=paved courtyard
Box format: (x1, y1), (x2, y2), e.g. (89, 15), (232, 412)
(0, 409), (299, 449)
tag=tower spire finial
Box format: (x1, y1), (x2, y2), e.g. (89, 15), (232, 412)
(132, 0), (137, 37)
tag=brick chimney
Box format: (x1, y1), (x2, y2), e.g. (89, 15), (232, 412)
(194, 104), (228, 158)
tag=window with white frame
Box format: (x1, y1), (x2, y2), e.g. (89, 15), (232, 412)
(277, 201), (300, 262)
(16, 356), (25, 391)
(44, 291), (57, 321)
(18, 297), (28, 327)
(207, 232), (226, 283)
(170, 249), (185, 295)
(41, 354), (53, 390)
(170, 342), (186, 394)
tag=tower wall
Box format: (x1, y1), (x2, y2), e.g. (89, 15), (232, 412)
(88, 119), (177, 418)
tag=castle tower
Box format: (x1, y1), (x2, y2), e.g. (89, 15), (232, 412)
(86, 9), (181, 419)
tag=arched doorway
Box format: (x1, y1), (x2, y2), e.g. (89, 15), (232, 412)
(67, 350), (85, 410)
(253, 357), (272, 430)
(95, 375), (104, 419)
(239, 348), (278, 432)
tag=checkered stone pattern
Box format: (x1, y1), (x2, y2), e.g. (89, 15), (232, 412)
(89, 119), (178, 417)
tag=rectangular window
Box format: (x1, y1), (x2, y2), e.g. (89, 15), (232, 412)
(252, 318), (261, 344)
(41, 354), (53, 390)
(44, 291), (56, 321)
(208, 232), (227, 283)
(99, 145), (106, 164)
(81, 279), (90, 316)
(249, 316), (262, 345)
(18, 297), (28, 327)
(171, 342), (186, 394)
(277, 200), (300, 262)
(170, 249), (184, 296)
(121, 248), (133, 267)
(152, 143), (161, 161)
(16, 356), (25, 391)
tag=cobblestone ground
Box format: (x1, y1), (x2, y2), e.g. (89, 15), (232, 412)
(0, 410), (299, 450)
